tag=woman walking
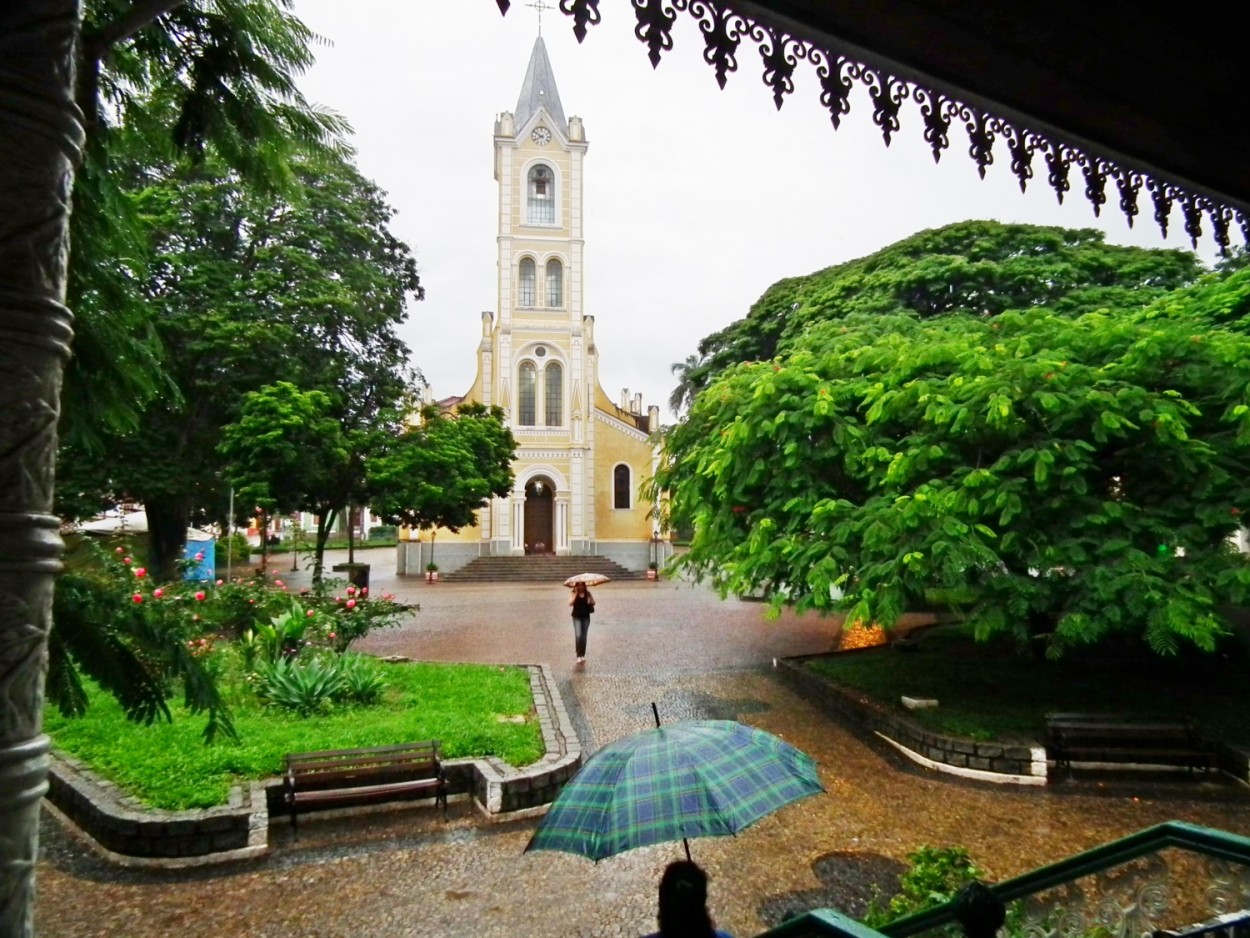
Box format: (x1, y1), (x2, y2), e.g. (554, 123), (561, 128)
(569, 581), (595, 663)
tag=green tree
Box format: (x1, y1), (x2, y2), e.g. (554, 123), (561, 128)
(679, 221), (1204, 403)
(65, 0), (349, 450)
(369, 404), (518, 564)
(659, 269), (1250, 657)
(59, 150), (422, 579)
(668, 353), (704, 416)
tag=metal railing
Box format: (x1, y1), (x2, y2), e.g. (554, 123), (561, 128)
(757, 823), (1250, 938)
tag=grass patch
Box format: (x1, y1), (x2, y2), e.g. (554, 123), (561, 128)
(46, 662), (543, 810)
(807, 627), (1250, 745)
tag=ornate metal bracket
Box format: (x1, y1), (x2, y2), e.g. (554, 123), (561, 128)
(496, 0), (1248, 251)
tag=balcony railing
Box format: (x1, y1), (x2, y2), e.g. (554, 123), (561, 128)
(758, 823), (1250, 938)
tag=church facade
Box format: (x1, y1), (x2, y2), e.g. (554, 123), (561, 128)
(400, 37), (664, 575)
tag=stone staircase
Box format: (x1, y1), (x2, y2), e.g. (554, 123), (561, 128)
(442, 554), (646, 583)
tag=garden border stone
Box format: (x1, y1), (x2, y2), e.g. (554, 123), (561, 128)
(776, 654), (1250, 788)
(44, 662), (582, 867)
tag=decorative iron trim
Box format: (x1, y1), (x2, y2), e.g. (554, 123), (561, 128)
(495, 0), (1247, 250)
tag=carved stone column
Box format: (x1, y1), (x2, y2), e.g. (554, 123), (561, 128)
(0, 2), (82, 935)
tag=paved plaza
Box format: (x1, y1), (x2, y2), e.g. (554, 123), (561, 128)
(35, 548), (1250, 937)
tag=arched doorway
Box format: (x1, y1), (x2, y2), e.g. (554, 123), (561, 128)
(524, 476), (555, 554)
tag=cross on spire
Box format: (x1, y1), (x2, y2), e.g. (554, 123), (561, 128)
(527, 0), (553, 36)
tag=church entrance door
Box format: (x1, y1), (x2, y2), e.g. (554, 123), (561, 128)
(524, 477), (555, 554)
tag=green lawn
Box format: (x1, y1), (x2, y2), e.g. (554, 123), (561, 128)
(807, 627), (1250, 745)
(46, 662), (544, 810)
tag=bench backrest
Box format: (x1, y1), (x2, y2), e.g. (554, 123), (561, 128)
(286, 742), (442, 792)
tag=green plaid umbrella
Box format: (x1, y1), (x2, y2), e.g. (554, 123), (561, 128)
(525, 719), (824, 861)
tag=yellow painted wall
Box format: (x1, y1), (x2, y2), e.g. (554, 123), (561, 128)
(593, 404), (655, 542)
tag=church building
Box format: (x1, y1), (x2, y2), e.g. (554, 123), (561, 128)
(399, 36), (665, 576)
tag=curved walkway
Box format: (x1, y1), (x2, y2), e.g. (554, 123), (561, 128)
(35, 549), (1250, 937)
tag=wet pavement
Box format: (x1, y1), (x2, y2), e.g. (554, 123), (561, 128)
(35, 548), (1250, 937)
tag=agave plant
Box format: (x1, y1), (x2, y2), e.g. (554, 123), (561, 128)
(335, 654), (388, 705)
(255, 656), (344, 715)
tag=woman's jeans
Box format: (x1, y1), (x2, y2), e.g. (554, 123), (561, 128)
(572, 616), (590, 657)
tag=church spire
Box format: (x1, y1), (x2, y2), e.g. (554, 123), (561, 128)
(514, 36), (567, 137)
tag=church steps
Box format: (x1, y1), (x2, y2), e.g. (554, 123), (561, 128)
(441, 555), (646, 582)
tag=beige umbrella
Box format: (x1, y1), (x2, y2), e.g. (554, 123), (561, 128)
(564, 572), (610, 587)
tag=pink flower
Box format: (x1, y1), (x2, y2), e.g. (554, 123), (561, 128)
(153, 588), (164, 599)
(346, 599), (356, 609)
(194, 552), (204, 562)
(194, 591), (206, 601)
(306, 609), (315, 617)
(361, 587), (368, 596)
(131, 593), (143, 604)
(328, 632), (337, 640)
(274, 579), (284, 587)
(134, 567), (146, 578)
(216, 579), (224, 586)
(115, 546), (124, 554)
(346, 586), (356, 596)
(123, 556), (132, 566)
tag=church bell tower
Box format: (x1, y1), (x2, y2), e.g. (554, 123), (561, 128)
(481, 36), (594, 556)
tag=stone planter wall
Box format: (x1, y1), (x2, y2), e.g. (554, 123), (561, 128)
(46, 664), (581, 865)
(776, 655), (1047, 784)
(47, 754), (268, 865)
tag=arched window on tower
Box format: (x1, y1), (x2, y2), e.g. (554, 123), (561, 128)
(614, 464), (631, 509)
(527, 165), (554, 225)
(518, 361), (537, 426)
(545, 259), (563, 308)
(544, 362), (562, 426)
(518, 257), (536, 307)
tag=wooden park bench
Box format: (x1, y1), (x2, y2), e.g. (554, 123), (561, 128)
(1045, 713), (1211, 777)
(284, 741), (447, 831)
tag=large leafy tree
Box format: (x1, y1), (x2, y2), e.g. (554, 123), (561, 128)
(659, 266), (1250, 657)
(59, 150), (422, 579)
(65, 0), (349, 450)
(219, 382), (415, 581)
(679, 221), (1204, 401)
(369, 404), (518, 563)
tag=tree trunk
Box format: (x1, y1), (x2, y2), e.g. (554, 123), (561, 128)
(346, 502), (355, 564)
(312, 508), (337, 584)
(145, 496), (190, 582)
(0, 2), (83, 934)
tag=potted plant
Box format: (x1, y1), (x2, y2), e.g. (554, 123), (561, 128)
(425, 561), (439, 583)
(646, 561), (659, 581)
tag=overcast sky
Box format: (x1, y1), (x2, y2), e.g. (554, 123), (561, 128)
(291, 1), (1219, 420)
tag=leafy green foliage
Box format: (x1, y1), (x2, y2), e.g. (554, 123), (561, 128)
(335, 654), (388, 705)
(50, 543), (411, 735)
(369, 403), (517, 549)
(50, 540), (236, 742)
(255, 656), (344, 715)
(678, 221), (1203, 401)
(864, 846), (984, 928)
(807, 628), (1250, 744)
(65, 0), (352, 450)
(46, 664), (543, 810)
(659, 253), (1250, 656)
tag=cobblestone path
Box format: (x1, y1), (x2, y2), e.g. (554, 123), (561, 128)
(35, 549), (1250, 937)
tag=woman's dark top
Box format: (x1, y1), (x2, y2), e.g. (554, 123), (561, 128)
(571, 593), (593, 618)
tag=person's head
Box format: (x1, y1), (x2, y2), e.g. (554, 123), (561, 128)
(656, 860), (715, 938)
(574, 582), (587, 595)
(952, 882), (1005, 938)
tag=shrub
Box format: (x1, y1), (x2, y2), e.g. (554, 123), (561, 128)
(864, 846), (984, 928)
(336, 654), (388, 704)
(367, 525), (397, 541)
(255, 656), (344, 715)
(215, 532), (252, 566)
